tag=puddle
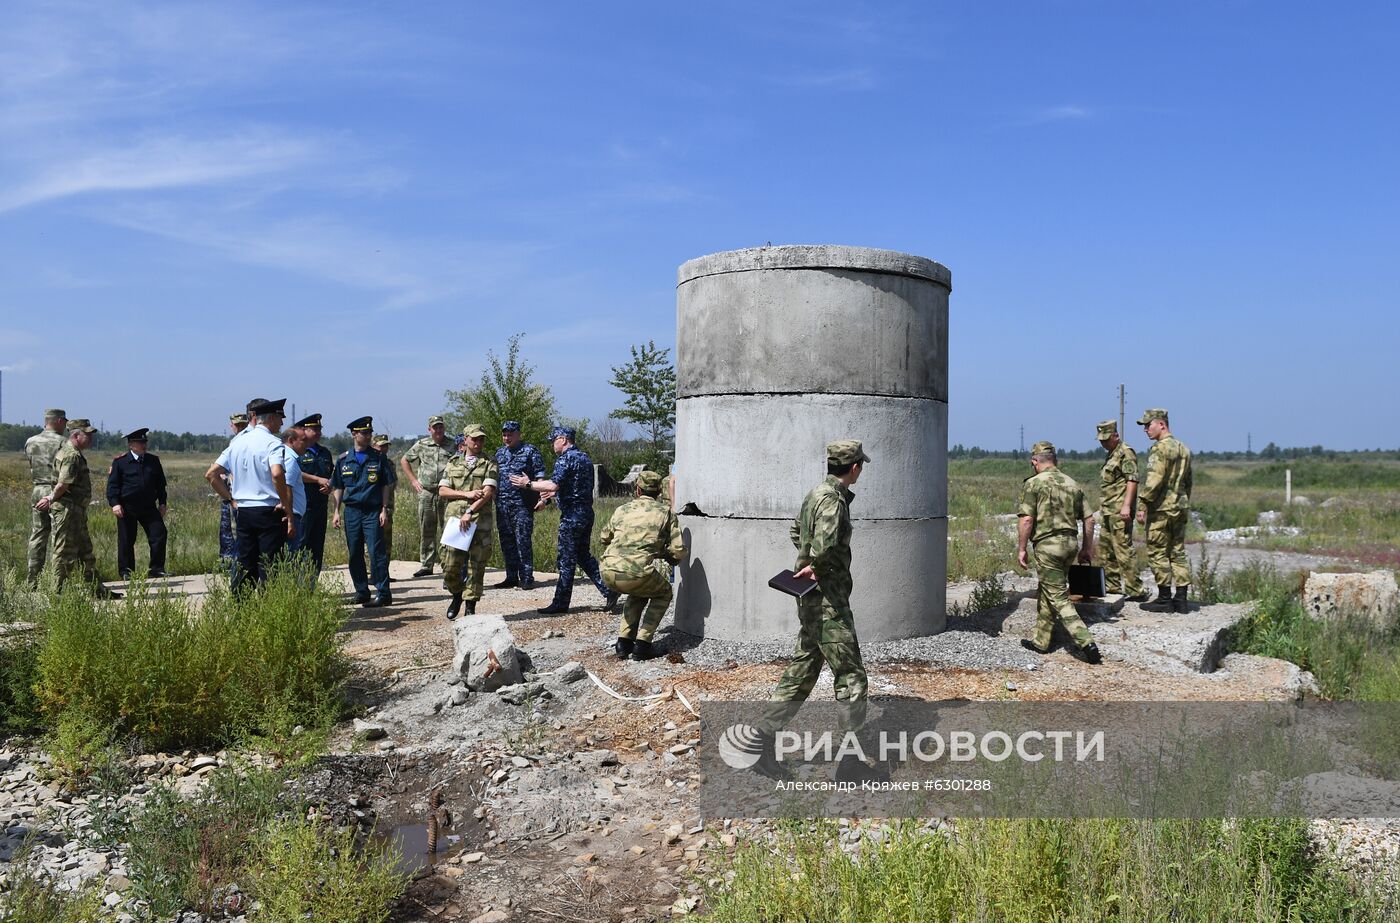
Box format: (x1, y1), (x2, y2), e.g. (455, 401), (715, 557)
(383, 823), (465, 876)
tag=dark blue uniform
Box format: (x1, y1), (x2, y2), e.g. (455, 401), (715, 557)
(106, 451), (168, 577)
(495, 441), (546, 583)
(331, 447), (396, 601)
(296, 443), (335, 572)
(548, 446), (608, 608)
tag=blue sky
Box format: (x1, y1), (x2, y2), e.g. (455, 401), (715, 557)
(1, 1), (1395, 451)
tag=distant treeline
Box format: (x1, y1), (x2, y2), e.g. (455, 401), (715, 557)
(950, 443), (1400, 462)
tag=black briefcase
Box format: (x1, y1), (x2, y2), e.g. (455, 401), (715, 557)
(1068, 565), (1106, 598)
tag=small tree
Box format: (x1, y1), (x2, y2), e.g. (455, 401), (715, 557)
(443, 333), (557, 452)
(608, 341), (676, 469)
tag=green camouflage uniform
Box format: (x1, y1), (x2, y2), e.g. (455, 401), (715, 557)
(439, 452), (498, 602)
(1018, 464), (1094, 650)
(600, 475), (686, 643)
(1140, 433), (1193, 590)
(403, 430), (456, 571)
(24, 426), (65, 582)
(764, 439), (872, 734)
(1098, 440), (1143, 595)
(372, 437), (396, 558)
(51, 440), (100, 590)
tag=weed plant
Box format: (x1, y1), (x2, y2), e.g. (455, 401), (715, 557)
(706, 818), (1395, 922)
(250, 818), (407, 923)
(0, 855), (105, 923)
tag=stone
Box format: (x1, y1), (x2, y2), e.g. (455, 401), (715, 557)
(511, 756), (531, 768)
(469, 911), (509, 923)
(575, 749), (619, 769)
(554, 661), (587, 684)
(353, 719), (387, 741)
(462, 851), (485, 863)
(453, 615), (524, 692)
(448, 687), (470, 707)
(1304, 572), (1399, 628)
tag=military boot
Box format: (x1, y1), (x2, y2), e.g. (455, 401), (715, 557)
(464, 599), (477, 615)
(446, 594), (463, 620)
(1141, 588), (1174, 611)
(491, 576), (518, 589)
(1071, 642), (1103, 665)
(615, 636), (635, 659)
(1172, 585), (1190, 614)
(631, 640), (656, 661)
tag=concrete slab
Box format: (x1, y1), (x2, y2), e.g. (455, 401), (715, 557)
(675, 515), (946, 641)
(674, 393), (946, 519)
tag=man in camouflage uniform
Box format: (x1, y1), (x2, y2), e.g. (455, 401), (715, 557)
(760, 440), (872, 738)
(23, 408), (67, 584)
(600, 470), (687, 661)
(1017, 441), (1101, 663)
(438, 424), (498, 619)
(493, 421), (547, 590)
(511, 426), (617, 614)
(1096, 420), (1146, 601)
(373, 434), (397, 567)
(33, 419), (117, 597)
(219, 412), (250, 569)
(401, 416), (456, 578)
(1136, 408), (1193, 613)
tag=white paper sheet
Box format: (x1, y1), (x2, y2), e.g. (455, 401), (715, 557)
(440, 518), (477, 551)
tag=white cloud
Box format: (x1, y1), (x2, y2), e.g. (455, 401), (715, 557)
(1023, 105), (1095, 125)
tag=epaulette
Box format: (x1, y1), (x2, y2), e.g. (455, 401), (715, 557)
(337, 451), (349, 461)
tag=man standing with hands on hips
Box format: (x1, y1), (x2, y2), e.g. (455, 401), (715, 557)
(332, 416), (395, 607)
(107, 427), (169, 579)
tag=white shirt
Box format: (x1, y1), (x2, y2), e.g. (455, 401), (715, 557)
(215, 424), (284, 507)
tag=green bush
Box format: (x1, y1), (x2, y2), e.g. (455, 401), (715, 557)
(250, 818), (407, 923)
(706, 818), (1395, 922)
(0, 858), (105, 923)
(33, 566), (347, 750)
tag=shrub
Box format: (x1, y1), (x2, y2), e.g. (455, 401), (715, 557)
(0, 858), (105, 923)
(249, 818), (407, 923)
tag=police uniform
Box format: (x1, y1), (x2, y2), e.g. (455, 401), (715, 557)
(372, 434), (396, 563)
(1017, 441), (1101, 663)
(1137, 409), (1193, 613)
(216, 398), (293, 594)
(23, 408), (67, 584)
(332, 416), (395, 606)
(600, 470), (686, 660)
(402, 416), (456, 577)
(106, 427), (169, 578)
(760, 441), (872, 738)
(1095, 420), (1145, 598)
(440, 424), (499, 618)
(493, 421), (546, 589)
(47, 419), (107, 593)
(538, 427), (612, 614)
(293, 413), (335, 575)
(219, 412), (249, 567)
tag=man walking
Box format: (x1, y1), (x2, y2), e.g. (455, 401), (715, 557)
(1095, 420), (1146, 601)
(511, 426), (616, 614)
(1136, 408), (1194, 613)
(106, 428), (169, 578)
(206, 398), (295, 593)
(293, 413), (335, 575)
(1016, 441), (1102, 664)
(34, 419), (117, 597)
(493, 420), (546, 589)
(401, 416), (455, 578)
(23, 408), (67, 585)
(600, 470), (686, 661)
(331, 416), (395, 607)
(439, 424), (498, 619)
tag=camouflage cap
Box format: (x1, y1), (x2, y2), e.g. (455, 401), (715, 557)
(463, 423), (487, 439)
(501, 420), (521, 432)
(1096, 419), (1118, 440)
(1030, 440), (1057, 456)
(372, 434), (391, 447)
(636, 470), (664, 495)
(44, 408), (66, 421)
(826, 440), (870, 466)
(427, 415), (445, 428)
(229, 412), (250, 426)
(1136, 408), (1169, 426)
(550, 425), (576, 442)
(67, 418), (97, 434)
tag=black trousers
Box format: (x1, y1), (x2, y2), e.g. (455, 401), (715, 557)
(116, 503), (168, 577)
(233, 505), (287, 593)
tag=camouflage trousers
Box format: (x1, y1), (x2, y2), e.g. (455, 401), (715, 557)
(1146, 508), (1190, 590)
(604, 562), (673, 642)
(1033, 534), (1094, 650)
(443, 531), (493, 602)
(417, 492), (445, 569)
(760, 597), (868, 734)
(27, 485), (54, 582)
(51, 500), (98, 590)
(1097, 510), (1143, 595)
(219, 500), (237, 562)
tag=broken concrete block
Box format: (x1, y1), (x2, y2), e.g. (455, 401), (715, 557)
(452, 614), (524, 692)
(1304, 571), (1399, 629)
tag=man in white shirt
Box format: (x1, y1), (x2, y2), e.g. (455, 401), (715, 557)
(205, 397), (295, 593)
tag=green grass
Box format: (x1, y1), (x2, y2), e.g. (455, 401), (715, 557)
(707, 818), (1393, 923)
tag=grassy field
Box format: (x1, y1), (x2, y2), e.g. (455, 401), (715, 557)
(0, 452), (623, 580)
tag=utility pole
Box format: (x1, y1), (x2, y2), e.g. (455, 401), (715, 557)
(1019, 425), (1025, 454)
(1118, 383), (1125, 436)
(1247, 432), (1252, 455)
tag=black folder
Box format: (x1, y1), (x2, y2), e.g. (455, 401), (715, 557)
(1068, 565), (1106, 598)
(768, 569), (818, 598)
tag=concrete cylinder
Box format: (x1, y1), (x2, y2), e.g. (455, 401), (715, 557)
(674, 245), (950, 641)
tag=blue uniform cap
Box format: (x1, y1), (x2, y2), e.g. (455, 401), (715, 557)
(501, 420), (521, 432)
(549, 425), (575, 441)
